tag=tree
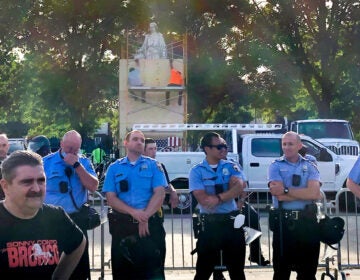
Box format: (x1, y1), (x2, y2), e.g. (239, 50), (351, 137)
(235, 0), (360, 121)
(10, 0), (151, 137)
(154, 1), (360, 129)
(2, 1), (360, 137)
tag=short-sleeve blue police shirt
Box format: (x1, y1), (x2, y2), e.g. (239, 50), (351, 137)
(43, 151), (97, 214)
(348, 156), (360, 184)
(268, 155), (320, 210)
(102, 155), (167, 209)
(189, 159), (244, 214)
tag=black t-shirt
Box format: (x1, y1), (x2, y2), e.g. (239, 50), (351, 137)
(0, 203), (84, 279)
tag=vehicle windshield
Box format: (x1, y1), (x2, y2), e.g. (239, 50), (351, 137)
(298, 122), (354, 140)
(8, 139), (26, 154)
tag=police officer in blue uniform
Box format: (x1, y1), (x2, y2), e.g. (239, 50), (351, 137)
(44, 130), (99, 280)
(346, 155), (360, 199)
(268, 131), (321, 280)
(103, 130), (167, 280)
(189, 132), (246, 280)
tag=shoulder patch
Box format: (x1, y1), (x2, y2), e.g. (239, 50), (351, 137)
(232, 164), (240, 172)
(156, 161), (164, 172)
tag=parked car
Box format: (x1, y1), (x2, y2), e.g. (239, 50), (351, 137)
(8, 138), (27, 154)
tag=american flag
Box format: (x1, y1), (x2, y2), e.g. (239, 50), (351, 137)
(155, 137), (182, 149)
(155, 139), (168, 149)
(168, 136), (182, 147)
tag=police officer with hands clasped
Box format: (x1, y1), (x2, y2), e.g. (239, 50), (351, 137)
(103, 130), (167, 280)
(189, 132), (247, 280)
(268, 131), (322, 280)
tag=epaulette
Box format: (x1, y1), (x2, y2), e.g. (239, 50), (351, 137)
(306, 159), (320, 172)
(274, 156), (285, 163)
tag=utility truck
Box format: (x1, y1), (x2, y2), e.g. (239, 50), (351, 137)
(134, 123), (351, 212)
(290, 119), (359, 157)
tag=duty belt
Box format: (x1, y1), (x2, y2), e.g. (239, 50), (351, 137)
(199, 210), (240, 223)
(282, 210), (301, 220)
(109, 210), (161, 224)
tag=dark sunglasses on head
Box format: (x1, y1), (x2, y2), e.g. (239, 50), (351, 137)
(208, 144), (228, 150)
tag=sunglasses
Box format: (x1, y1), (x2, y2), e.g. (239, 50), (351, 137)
(208, 144), (228, 150)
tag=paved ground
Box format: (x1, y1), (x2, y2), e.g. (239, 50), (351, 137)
(92, 267), (360, 279)
(88, 203), (360, 280)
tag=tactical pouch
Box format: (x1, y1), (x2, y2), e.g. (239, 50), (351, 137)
(268, 208), (280, 232)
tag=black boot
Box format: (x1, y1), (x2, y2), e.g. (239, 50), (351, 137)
(249, 239), (270, 266)
(248, 254), (270, 266)
(213, 270), (226, 280)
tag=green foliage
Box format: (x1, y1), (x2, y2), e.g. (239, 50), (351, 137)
(1, 0), (360, 139)
(0, 0), (151, 138)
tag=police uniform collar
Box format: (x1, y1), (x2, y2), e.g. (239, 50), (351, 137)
(203, 158), (225, 168)
(124, 155), (146, 164)
(282, 155), (303, 165)
(42, 150), (64, 163)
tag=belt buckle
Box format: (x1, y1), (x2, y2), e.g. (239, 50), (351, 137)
(291, 211), (299, 220)
(131, 217), (139, 224)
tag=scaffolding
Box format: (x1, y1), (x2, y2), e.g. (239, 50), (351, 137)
(118, 30), (187, 151)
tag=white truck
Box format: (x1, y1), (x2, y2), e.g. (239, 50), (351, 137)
(134, 123), (353, 212)
(290, 119), (359, 157)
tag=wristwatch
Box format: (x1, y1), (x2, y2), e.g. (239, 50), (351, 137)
(73, 161), (81, 169)
(283, 187), (289, 194)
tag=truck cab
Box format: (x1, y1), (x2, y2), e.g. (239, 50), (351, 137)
(238, 134), (344, 193)
(290, 119), (359, 157)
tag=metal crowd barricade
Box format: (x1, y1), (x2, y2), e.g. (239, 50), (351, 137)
(88, 190), (110, 279)
(86, 188), (360, 278)
(334, 188), (360, 269)
(164, 188), (275, 270)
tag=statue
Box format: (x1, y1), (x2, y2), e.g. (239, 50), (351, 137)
(135, 22), (167, 59)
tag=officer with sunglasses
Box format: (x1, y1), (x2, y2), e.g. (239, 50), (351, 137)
(189, 132), (247, 280)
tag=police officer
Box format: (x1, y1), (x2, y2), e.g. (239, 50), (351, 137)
(219, 137), (269, 267)
(268, 131), (321, 280)
(144, 137), (179, 209)
(189, 132), (246, 280)
(43, 130), (99, 280)
(346, 155), (360, 199)
(103, 130), (167, 280)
